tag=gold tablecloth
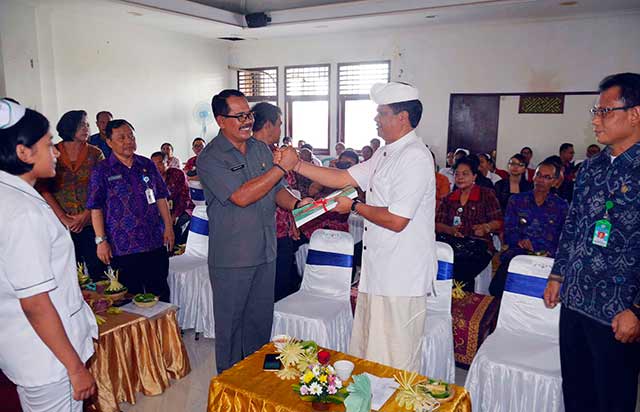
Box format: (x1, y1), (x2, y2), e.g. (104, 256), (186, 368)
(86, 308), (191, 412)
(208, 343), (471, 412)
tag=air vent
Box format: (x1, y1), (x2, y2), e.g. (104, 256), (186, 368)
(218, 36), (245, 41)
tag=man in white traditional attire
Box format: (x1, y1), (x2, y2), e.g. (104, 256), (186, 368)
(288, 82), (436, 371)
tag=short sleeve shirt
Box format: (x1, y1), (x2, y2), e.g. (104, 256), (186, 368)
(86, 154), (169, 256)
(348, 131), (437, 297)
(0, 171), (97, 386)
(197, 132), (285, 268)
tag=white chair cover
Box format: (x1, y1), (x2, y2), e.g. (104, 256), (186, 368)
(272, 229), (354, 352)
(419, 242), (455, 382)
(167, 204), (214, 337)
(185, 205), (208, 258)
(465, 255), (563, 412)
(295, 242), (309, 278)
(189, 180), (206, 206)
(348, 213), (364, 244)
(167, 255), (214, 338)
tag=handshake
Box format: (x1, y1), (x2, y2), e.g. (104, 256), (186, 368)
(273, 146), (300, 172)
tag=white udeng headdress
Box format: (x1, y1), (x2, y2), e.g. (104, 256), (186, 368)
(0, 99), (27, 130)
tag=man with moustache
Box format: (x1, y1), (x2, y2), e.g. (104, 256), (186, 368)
(544, 73), (640, 412)
(197, 90), (308, 372)
(290, 82), (436, 371)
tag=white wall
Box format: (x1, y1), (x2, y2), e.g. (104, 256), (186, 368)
(497, 94), (598, 168)
(0, 0), (230, 161)
(228, 13), (640, 165)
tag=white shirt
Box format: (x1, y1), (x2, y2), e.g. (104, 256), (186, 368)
(348, 131), (437, 297)
(0, 171), (97, 387)
(487, 171), (501, 184)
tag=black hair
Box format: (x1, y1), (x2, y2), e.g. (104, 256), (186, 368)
(105, 119), (134, 139)
(587, 144), (601, 150)
(510, 153), (527, 164)
(453, 155), (479, 175)
(537, 158), (561, 178)
(388, 99), (423, 128)
(0, 108), (50, 175)
(520, 146), (532, 154)
(192, 137), (205, 145)
(252, 102), (282, 132)
(56, 110), (87, 142)
(478, 153), (494, 166)
(282, 136), (292, 144)
(559, 143), (573, 153)
(598, 72), (640, 108)
(150, 151), (167, 161)
(338, 150), (359, 165)
(96, 111), (113, 121)
(301, 143), (313, 150)
(211, 89), (246, 117)
(161, 142), (173, 151)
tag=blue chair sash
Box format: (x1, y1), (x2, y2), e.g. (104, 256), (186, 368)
(306, 249), (353, 268)
(190, 188), (205, 201)
(437, 260), (453, 280)
(189, 215), (208, 235)
(505, 272), (547, 298)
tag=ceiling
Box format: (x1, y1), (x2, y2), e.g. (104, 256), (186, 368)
(32, 0), (640, 40)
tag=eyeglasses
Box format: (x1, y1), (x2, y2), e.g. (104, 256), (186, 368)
(508, 161), (526, 167)
(534, 173), (555, 181)
(590, 106), (634, 118)
(220, 111), (254, 122)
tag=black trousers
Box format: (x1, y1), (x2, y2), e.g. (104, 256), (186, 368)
(560, 306), (640, 412)
(274, 237), (300, 302)
(111, 247), (170, 301)
(70, 225), (106, 279)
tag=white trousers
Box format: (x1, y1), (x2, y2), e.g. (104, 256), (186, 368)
(349, 292), (426, 372)
(17, 376), (82, 412)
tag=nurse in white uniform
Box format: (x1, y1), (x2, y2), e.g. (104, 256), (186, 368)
(0, 99), (98, 412)
(289, 82), (437, 371)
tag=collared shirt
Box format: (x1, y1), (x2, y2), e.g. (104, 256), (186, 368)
(503, 191), (568, 257)
(89, 133), (112, 159)
(0, 171), (97, 387)
(86, 154), (169, 256)
(164, 167), (194, 219)
(36, 142), (104, 215)
(349, 130), (437, 297)
(197, 131), (285, 268)
(553, 144), (640, 325)
(436, 185), (503, 240)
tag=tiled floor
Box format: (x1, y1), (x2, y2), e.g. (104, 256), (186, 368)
(119, 332), (639, 412)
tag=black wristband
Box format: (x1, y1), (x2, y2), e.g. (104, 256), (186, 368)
(294, 199), (302, 210)
(351, 199), (360, 213)
(274, 164), (287, 176)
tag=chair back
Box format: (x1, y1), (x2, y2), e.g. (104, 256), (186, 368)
(300, 229), (354, 300)
(189, 180), (206, 206)
(185, 205), (209, 258)
(427, 242), (454, 314)
(496, 255), (559, 340)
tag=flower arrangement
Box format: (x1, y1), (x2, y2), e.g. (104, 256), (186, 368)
(292, 350), (348, 407)
(274, 336), (320, 380)
(393, 371), (454, 412)
(452, 280), (467, 300)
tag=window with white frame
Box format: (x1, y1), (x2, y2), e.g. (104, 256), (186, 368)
(237, 67), (278, 106)
(338, 61), (390, 150)
(285, 64), (330, 151)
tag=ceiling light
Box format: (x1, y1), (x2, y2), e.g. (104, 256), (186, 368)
(559, 1), (578, 5)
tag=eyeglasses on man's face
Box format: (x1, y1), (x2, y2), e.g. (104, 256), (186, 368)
(220, 111), (255, 122)
(590, 105), (635, 119)
(534, 173), (555, 181)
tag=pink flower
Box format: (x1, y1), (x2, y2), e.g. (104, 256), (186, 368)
(328, 375), (335, 385)
(328, 385), (337, 395)
(317, 350), (331, 365)
(300, 385), (309, 395)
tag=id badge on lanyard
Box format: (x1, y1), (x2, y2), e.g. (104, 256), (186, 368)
(143, 175), (156, 204)
(592, 200), (613, 247)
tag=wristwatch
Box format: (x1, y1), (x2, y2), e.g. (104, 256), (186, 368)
(351, 199), (361, 214)
(95, 236), (107, 245)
